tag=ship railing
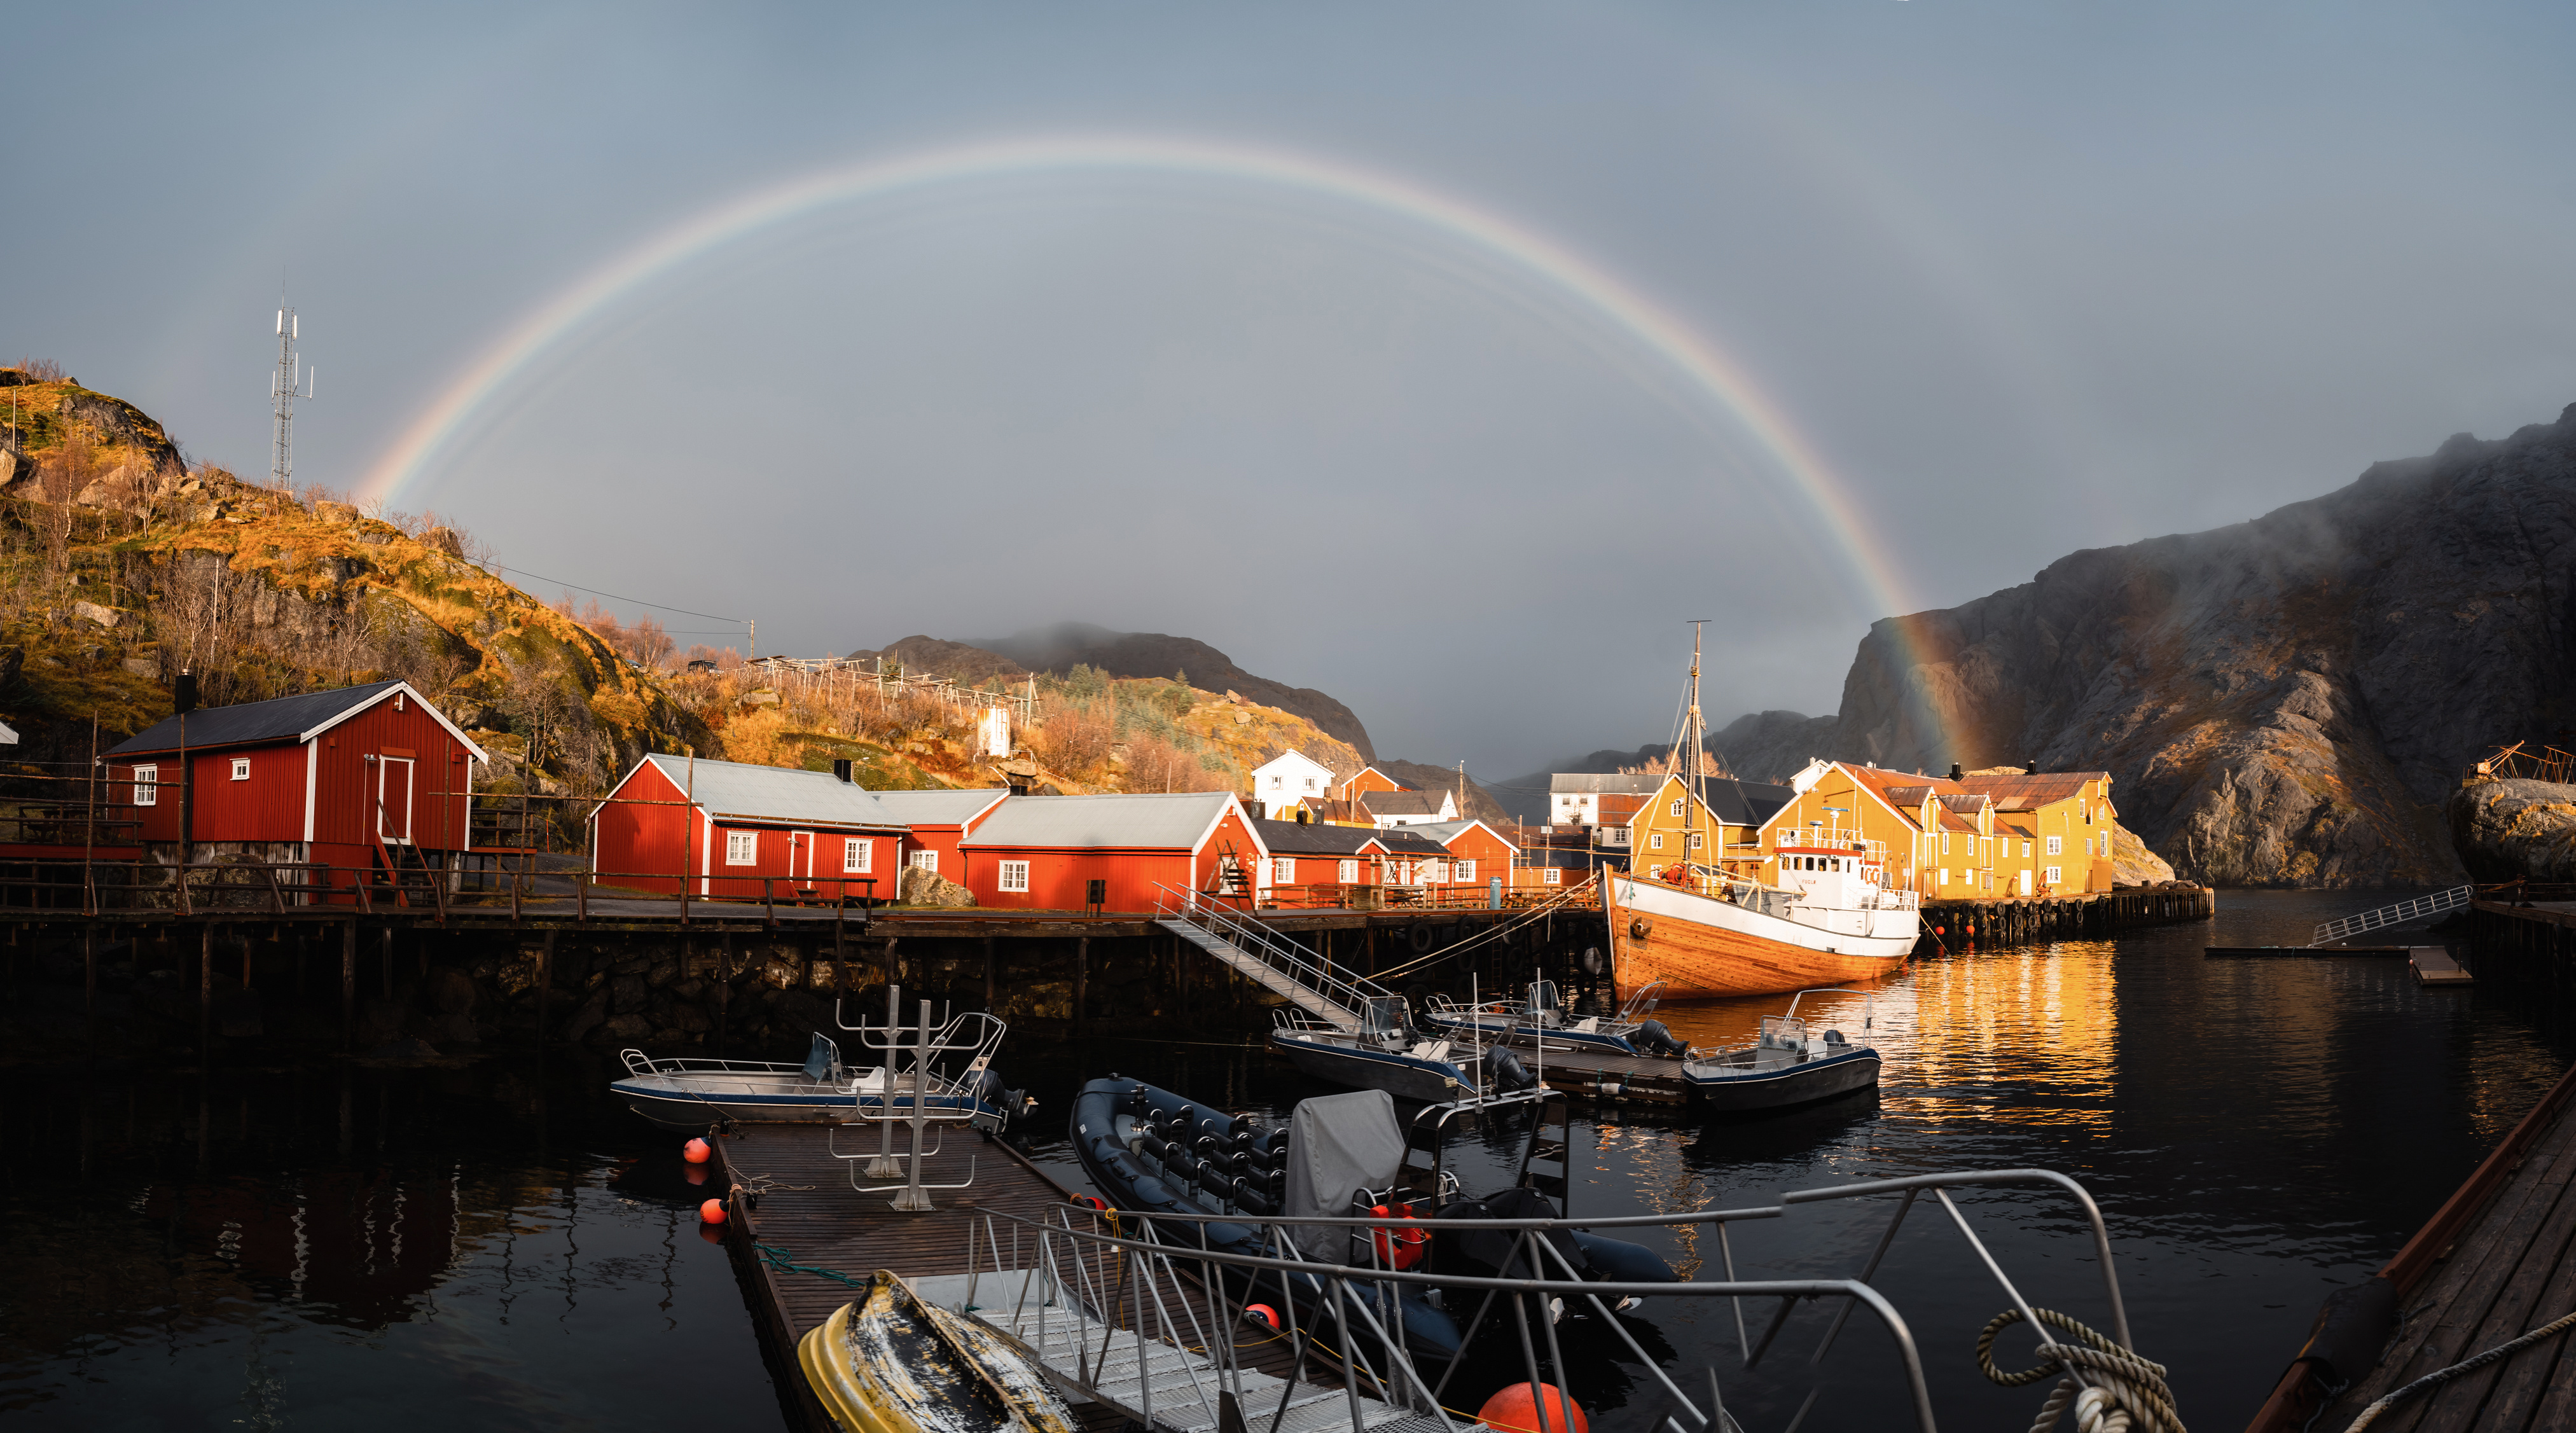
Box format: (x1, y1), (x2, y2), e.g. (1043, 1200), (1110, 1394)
(959, 1165), (2143, 1433)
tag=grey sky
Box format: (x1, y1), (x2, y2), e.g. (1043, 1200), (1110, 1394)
(10, 3), (2574, 780)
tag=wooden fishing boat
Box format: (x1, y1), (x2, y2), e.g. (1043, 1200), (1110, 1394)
(796, 1270), (1079, 1433)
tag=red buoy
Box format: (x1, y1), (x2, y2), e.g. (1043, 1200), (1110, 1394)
(1934, 925), (1945, 936)
(1478, 1383), (1588, 1433)
(1243, 1303), (1279, 1329)
(683, 1138), (712, 1164)
(699, 1198), (727, 1225)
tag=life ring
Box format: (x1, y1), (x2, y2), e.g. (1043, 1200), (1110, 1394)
(1628, 917), (1652, 943)
(1409, 924), (1435, 954)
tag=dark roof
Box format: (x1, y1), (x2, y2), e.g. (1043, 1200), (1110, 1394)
(1956, 772), (2110, 806)
(1372, 828), (1448, 855)
(1251, 818), (1379, 857)
(107, 681), (411, 758)
(1703, 778), (1794, 827)
(1368, 790), (1452, 818)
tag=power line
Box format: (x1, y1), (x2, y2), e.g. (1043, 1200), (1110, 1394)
(487, 565), (747, 625)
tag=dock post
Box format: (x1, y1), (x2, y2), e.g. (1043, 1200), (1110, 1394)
(199, 923), (213, 1055)
(1074, 936), (1088, 1031)
(381, 927), (394, 1000)
(983, 935), (995, 1013)
(85, 925), (97, 1051)
(717, 932), (733, 1054)
(890, 999), (938, 1212)
(537, 928), (556, 1041)
(342, 919), (357, 1051)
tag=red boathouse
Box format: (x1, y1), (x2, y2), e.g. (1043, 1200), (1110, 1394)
(590, 754), (909, 901)
(955, 791), (1268, 911)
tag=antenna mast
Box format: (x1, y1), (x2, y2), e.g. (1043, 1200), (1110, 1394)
(270, 303), (314, 488)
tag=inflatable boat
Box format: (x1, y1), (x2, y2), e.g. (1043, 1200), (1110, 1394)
(1067, 1077), (1672, 1366)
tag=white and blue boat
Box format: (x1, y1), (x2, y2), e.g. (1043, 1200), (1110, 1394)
(1680, 988), (1881, 1112)
(612, 1027), (1031, 1132)
(1422, 978), (1689, 1058)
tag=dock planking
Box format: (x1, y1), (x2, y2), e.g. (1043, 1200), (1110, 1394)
(2297, 1062), (2576, 1432)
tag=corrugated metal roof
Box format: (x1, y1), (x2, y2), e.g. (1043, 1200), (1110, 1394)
(641, 754), (906, 830)
(1403, 819), (1520, 853)
(106, 681), (488, 761)
(863, 788), (1011, 827)
(1703, 779), (1794, 827)
(1371, 828), (1448, 855)
(960, 791), (1244, 851)
(1368, 790), (1453, 817)
(1550, 772), (1668, 795)
(1956, 772), (2110, 805)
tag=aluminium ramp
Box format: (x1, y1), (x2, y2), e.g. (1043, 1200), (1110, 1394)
(1157, 918), (1364, 1033)
(976, 1298), (1450, 1433)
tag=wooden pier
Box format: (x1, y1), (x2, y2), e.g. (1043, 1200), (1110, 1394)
(1918, 883), (2215, 950)
(2247, 1059), (2576, 1432)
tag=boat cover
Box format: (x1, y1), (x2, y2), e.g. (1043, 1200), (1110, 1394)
(1284, 1089), (1405, 1260)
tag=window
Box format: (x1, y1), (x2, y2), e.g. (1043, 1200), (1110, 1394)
(133, 764), (157, 806)
(998, 861), (1030, 892)
(2023, 840), (2033, 858)
(725, 831), (757, 865)
(230, 757), (251, 781)
(1455, 859), (1476, 882)
(2084, 836), (2096, 857)
(1427, 860), (1450, 883)
(1272, 857), (1295, 884)
(1270, 775), (1284, 787)
(1649, 833), (1665, 850)
(843, 838), (870, 873)
(1670, 799), (1684, 817)
(2045, 865), (2063, 885)
(1544, 867), (1562, 885)
(909, 850), (938, 873)
(1337, 859), (1358, 883)
(1938, 868), (1949, 887)
(1941, 833), (1951, 855)
(2046, 835), (2064, 855)
(1687, 833), (1703, 850)
(1303, 777), (1315, 790)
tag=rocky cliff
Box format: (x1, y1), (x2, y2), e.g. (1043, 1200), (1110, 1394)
(1793, 403), (2576, 886)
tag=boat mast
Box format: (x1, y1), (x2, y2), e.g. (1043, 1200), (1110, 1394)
(1685, 620), (1708, 873)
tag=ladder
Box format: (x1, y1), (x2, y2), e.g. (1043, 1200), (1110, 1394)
(1156, 887), (1384, 1034)
(2309, 885), (2473, 946)
(1513, 1091), (1575, 1214)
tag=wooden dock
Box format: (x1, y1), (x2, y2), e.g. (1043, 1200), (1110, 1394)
(2247, 1060), (2576, 1432)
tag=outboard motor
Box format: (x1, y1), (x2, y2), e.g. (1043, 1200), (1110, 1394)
(966, 1069), (1038, 1128)
(1633, 1020), (1688, 1058)
(1488, 1046), (1539, 1093)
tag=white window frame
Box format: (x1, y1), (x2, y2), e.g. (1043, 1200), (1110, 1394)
(2046, 835), (2064, 856)
(910, 850), (938, 873)
(998, 860), (1030, 892)
(2023, 840), (2033, 857)
(230, 756), (251, 781)
(1337, 858), (1359, 883)
(1687, 833), (1703, 850)
(2046, 864), (2063, 885)
(1455, 859), (1476, 882)
(1941, 833), (1951, 855)
(1670, 799), (1684, 817)
(1649, 833), (1665, 851)
(1542, 866), (1562, 885)
(1938, 868), (1949, 887)
(843, 837), (870, 873)
(134, 764), (158, 806)
(725, 831), (758, 866)
(1272, 857), (1295, 884)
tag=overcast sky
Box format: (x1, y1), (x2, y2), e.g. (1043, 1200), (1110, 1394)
(10, 3), (2575, 780)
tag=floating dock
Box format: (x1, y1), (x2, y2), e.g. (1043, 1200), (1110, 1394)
(2411, 946), (2475, 987)
(2248, 1060), (2576, 1431)
(712, 1124), (1433, 1433)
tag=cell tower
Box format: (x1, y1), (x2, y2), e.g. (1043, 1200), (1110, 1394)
(270, 303), (314, 487)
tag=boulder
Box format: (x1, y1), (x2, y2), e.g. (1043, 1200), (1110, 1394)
(421, 525), (466, 557)
(73, 600), (120, 628)
(2449, 778), (2576, 883)
(899, 864), (977, 908)
(315, 500), (357, 526)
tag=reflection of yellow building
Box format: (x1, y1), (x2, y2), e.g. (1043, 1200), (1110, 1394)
(1901, 940), (2119, 1132)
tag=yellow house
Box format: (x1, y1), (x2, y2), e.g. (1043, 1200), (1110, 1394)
(1623, 773), (1791, 878)
(1755, 761), (1952, 893)
(1955, 771), (2121, 894)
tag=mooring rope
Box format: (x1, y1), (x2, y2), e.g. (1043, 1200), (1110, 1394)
(752, 1241), (871, 1289)
(1977, 1306), (2185, 1433)
(2339, 1307), (2576, 1431)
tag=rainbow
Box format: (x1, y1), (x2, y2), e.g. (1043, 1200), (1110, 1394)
(360, 135), (1948, 749)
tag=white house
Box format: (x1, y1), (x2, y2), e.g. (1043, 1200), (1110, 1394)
(1547, 772), (1665, 827)
(1368, 789), (1458, 827)
(1250, 750), (1338, 817)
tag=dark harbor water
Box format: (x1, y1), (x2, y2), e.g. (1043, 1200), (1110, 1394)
(5, 890), (2566, 1430)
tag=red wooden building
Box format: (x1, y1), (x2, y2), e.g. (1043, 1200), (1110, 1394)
(1408, 819), (1520, 889)
(102, 679), (487, 893)
(956, 791), (1268, 911)
(590, 754), (908, 901)
(865, 788), (1011, 882)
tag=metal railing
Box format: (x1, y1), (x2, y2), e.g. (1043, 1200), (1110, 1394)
(953, 1162), (2149, 1433)
(1158, 883), (1392, 1024)
(2310, 885), (2472, 946)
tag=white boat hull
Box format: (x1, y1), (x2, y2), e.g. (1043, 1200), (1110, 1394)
(1609, 874), (1918, 999)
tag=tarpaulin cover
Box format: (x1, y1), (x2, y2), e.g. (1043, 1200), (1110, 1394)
(1284, 1089), (1406, 1261)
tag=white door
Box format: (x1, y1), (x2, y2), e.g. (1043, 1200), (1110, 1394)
(790, 829), (814, 883)
(378, 758), (414, 843)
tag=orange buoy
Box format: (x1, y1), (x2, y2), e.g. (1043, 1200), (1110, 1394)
(682, 1138), (712, 1164)
(1243, 1303), (1280, 1329)
(699, 1198), (727, 1225)
(1478, 1383), (1588, 1433)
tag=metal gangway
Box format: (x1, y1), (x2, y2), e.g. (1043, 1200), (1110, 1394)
(2309, 885), (2474, 946)
(1156, 885), (1387, 1034)
(828, 983), (1006, 1208)
(935, 1165), (2164, 1433)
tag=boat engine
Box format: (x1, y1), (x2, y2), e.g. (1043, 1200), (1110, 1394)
(1632, 1020), (1688, 1058)
(1488, 1046), (1539, 1093)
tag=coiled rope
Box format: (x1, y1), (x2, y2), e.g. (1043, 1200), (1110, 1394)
(1977, 1307), (2185, 1433)
(2339, 1307), (2576, 1431)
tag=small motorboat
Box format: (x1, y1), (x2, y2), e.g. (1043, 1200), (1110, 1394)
(612, 1028), (1031, 1133)
(1422, 979), (1689, 1058)
(797, 1269), (1079, 1433)
(1266, 994), (1543, 1104)
(1680, 988), (1881, 1112)
(1068, 1076), (1672, 1367)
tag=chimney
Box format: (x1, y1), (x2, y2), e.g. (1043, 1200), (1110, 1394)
(1948, 762), (1963, 782)
(832, 758), (853, 783)
(174, 670), (199, 714)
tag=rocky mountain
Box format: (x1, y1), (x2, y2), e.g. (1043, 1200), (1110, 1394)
(848, 621), (1374, 758)
(1761, 403), (2576, 886)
